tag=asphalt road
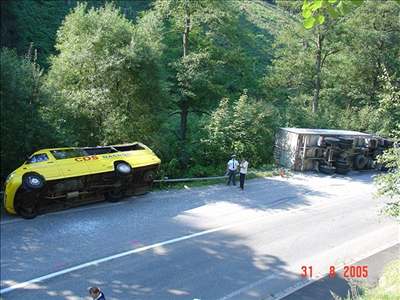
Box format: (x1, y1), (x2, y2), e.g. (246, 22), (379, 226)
(1, 171), (399, 300)
(282, 244), (400, 300)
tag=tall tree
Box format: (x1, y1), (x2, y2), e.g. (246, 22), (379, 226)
(321, 0), (400, 134)
(265, 16), (343, 118)
(0, 0), (151, 68)
(310, 19), (343, 113)
(342, 0), (400, 107)
(202, 92), (277, 165)
(46, 3), (166, 146)
(152, 0), (227, 165)
(151, 0), (268, 167)
(0, 48), (57, 178)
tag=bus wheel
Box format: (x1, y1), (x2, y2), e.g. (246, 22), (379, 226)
(15, 194), (38, 219)
(105, 188), (125, 202)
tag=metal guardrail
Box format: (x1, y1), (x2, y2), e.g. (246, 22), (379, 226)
(153, 171), (264, 183)
(153, 175), (229, 183)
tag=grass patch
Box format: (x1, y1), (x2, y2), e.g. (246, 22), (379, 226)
(334, 259), (400, 300)
(362, 259), (400, 300)
(154, 178), (228, 191)
(250, 169), (280, 179)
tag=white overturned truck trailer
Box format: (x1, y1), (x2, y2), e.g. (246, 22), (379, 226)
(274, 128), (393, 174)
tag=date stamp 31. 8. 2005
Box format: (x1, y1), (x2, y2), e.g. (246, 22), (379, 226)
(300, 265), (368, 279)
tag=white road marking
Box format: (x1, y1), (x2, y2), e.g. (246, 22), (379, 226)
(0, 173), (389, 296)
(0, 191), (385, 295)
(0, 211), (278, 295)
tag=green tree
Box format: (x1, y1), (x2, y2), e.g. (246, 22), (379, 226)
(302, 0), (400, 29)
(302, 0), (365, 29)
(375, 148), (400, 217)
(340, 0), (399, 107)
(267, 0), (399, 131)
(151, 0), (231, 166)
(155, 0), (222, 143)
(0, 0), (75, 67)
(321, 0), (400, 133)
(265, 15), (344, 119)
(0, 48), (57, 178)
(0, 0), (151, 68)
(376, 68), (400, 138)
(46, 3), (166, 146)
(202, 92), (277, 165)
(146, 0), (274, 168)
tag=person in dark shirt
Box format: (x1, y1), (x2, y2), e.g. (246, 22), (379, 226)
(226, 154), (239, 186)
(89, 287), (106, 300)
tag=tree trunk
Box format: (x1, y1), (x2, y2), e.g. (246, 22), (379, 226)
(370, 43), (383, 105)
(183, 0), (190, 59)
(179, 0), (190, 143)
(180, 102), (189, 143)
(312, 32), (323, 114)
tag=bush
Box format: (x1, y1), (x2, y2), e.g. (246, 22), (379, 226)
(187, 164), (224, 178)
(202, 91), (278, 166)
(375, 147), (400, 217)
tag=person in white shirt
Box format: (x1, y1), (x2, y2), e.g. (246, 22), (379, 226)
(239, 158), (249, 190)
(226, 154), (239, 186)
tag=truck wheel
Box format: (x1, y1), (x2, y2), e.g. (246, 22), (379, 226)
(366, 158), (374, 169)
(23, 173), (45, 190)
(335, 158), (349, 165)
(354, 155), (367, 170)
(336, 166), (350, 175)
(115, 162), (132, 176)
(338, 138), (353, 149)
(319, 165), (336, 175)
(324, 137), (340, 146)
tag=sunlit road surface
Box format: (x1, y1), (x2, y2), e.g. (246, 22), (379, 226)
(1, 171), (399, 300)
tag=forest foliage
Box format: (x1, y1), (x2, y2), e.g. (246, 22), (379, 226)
(1, 0), (399, 181)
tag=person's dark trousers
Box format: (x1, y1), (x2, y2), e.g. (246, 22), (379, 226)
(227, 170), (236, 185)
(240, 173), (246, 189)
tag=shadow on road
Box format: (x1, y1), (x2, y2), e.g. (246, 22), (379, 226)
(0, 171), (378, 299)
(1, 223), (301, 300)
